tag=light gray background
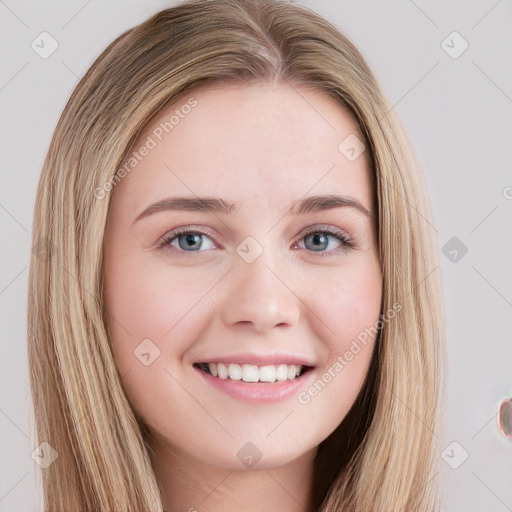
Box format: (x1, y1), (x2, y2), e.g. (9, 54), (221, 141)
(1, 1), (511, 511)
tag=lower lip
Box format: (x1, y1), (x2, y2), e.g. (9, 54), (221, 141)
(194, 366), (315, 404)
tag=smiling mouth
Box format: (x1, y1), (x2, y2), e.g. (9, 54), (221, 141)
(194, 362), (312, 383)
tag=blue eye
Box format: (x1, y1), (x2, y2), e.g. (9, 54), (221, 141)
(299, 227), (354, 254)
(158, 225), (354, 255)
(160, 229), (215, 252)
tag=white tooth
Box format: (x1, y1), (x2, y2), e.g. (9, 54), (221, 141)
(287, 365), (297, 380)
(217, 363), (228, 379)
(208, 363), (218, 377)
(276, 364), (288, 381)
(259, 365), (276, 382)
(241, 364), (259, 383)
(228, 363), (242, 380)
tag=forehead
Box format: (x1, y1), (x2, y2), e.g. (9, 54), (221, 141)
(110, 82), (372, 216)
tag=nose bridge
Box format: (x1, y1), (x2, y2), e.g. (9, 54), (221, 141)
(220, 237), (300, 332)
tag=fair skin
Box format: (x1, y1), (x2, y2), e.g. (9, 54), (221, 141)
(103, 82), (382, 512)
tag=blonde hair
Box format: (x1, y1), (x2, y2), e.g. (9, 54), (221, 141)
(27, 0), (446, 510)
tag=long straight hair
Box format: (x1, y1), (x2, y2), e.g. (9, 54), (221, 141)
(27, 0), (446, 510)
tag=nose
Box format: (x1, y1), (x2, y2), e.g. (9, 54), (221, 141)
(219, 249), (300, 333)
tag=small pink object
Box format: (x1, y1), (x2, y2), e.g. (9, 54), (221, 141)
(497, 398), (512, 439)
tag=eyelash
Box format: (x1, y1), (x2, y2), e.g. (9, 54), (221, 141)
(158, 225), (355, 257)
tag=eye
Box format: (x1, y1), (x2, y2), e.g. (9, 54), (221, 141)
(159, 228), (215, 252)
(296, 226), (355, 255)
(158, 225), (355, 256)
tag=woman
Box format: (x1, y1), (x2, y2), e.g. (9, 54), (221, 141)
(27, 0), (446, 510)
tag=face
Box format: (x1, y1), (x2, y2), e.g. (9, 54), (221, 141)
(103, 82), (382, 471)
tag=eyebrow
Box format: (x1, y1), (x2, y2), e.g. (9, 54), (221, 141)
(132, 194), (371, 225)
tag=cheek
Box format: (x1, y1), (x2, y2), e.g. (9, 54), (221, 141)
(299, 258), (382, 417)
(104, 254), (222, 423)
(310, 257), (382, 349)
(104, 253), (221, 371)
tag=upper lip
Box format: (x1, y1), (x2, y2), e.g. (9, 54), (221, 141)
(194, 353), (315, 367)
